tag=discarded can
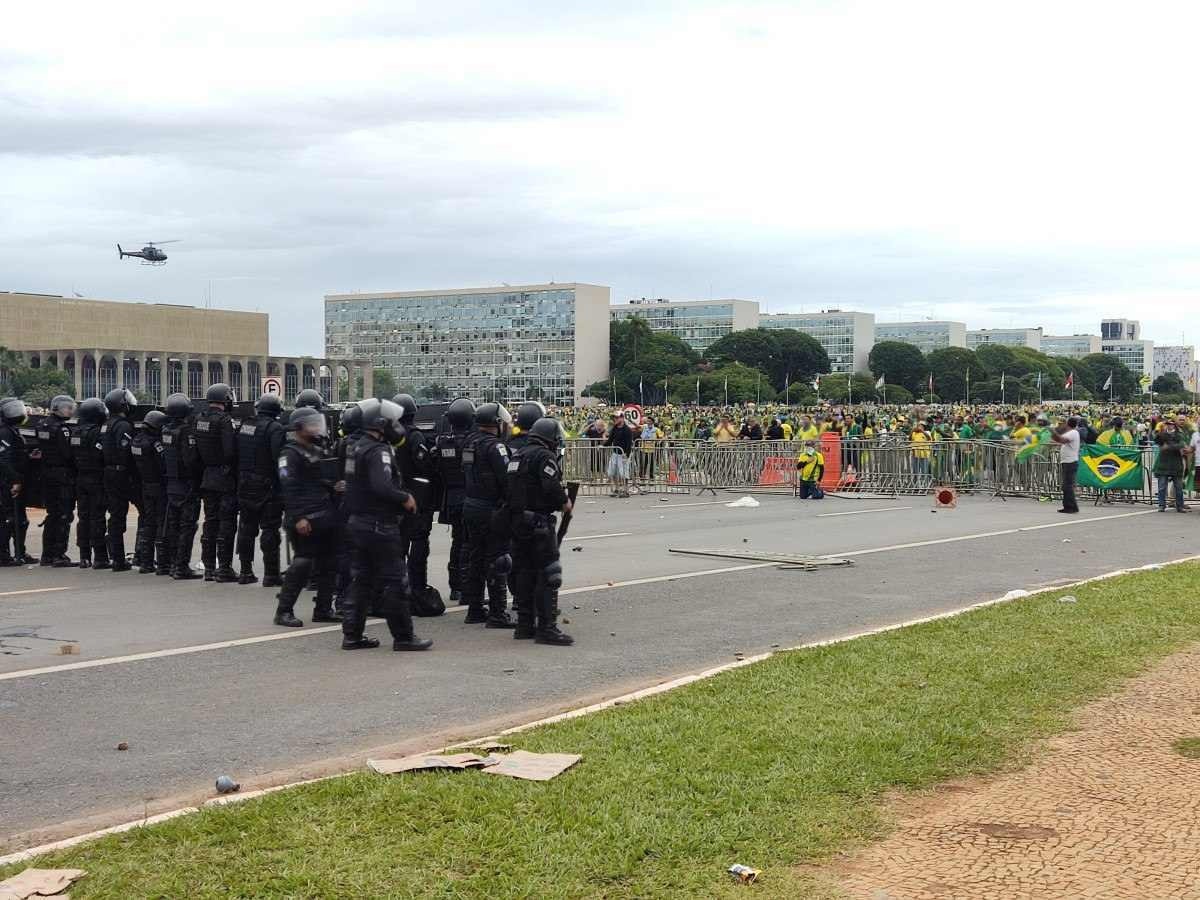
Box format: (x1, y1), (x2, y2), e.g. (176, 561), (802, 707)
(728, 864), (759, 884)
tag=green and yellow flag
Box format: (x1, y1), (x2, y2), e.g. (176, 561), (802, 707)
(1078, 443), (1144, 490)
(1015, 427), (1053, 462)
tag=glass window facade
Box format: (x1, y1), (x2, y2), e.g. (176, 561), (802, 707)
(759, 313), (869, 373)
(609, 302), (740, 352)
(874, 322), (966, 354)
(326, 288), (581, 405)
(1042, 335), (1101, 358)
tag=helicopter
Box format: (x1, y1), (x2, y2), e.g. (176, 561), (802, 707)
(117, 240), (180, 265)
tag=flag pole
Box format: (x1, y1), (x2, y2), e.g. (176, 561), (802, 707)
(848, 372), (853, 405)
(1109, 369), (1114, 402)
(1000, 370), (1005, 406)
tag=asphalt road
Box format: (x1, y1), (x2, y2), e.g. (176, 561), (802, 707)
(1, 492), (1193, 848)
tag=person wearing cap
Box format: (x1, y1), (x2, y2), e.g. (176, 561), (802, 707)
(795, 441), (825, 499)
(604, 411), (633, 497)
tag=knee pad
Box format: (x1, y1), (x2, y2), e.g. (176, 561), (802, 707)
(542, 560), (562, 591)
(488, 553), (512, 580)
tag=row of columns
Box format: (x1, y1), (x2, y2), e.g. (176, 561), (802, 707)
(22, 351), (373, 406)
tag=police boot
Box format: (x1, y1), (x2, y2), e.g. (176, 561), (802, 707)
(261, 549), (283, 588)
(485, 583), (515, 628)
(463, 595), (488, 624)
(78, 550), (92, 569)
(0, 555), (15, 568)
(172, 563), (202, 580)
(214, 564), (239, 583)
(237, 560), (258, 585)
(273, 599), (303, 628)
(155, 542), (173, 576)
(449, 589), (463, 606)
(342, 636), (381, 650)
(52, 556), (78, 568)
(93, 552), (112, 570)
(389, 599), (432, 651)
(535, 593), (574, 646)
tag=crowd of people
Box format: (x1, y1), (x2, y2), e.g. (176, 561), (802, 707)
(0, 390), (576, 651)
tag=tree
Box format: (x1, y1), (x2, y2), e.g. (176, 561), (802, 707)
(371, 367), (398, 401)
(818, 372), (878, 404)
(705, 328), (829, 391)
(1078, 353), (1138, 401)
(867, 341), (926, 394)
(927, 347), (985, 404)
(418, 383), (449, 400)
(973, 344), (1017, 378)
(1152, 372), (1185, 395)
(696, 364), (775, 404)
(0, 347), (74, 406)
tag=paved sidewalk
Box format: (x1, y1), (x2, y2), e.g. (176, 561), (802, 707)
(835, 646), (1200, 899)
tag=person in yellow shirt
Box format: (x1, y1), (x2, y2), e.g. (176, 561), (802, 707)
(910, 421), (931, 475)
(795, 442), (825, 499)
(1009, 415), (1032, 446)
(712, 415), (738, 444)
(781, 419), (794, 441)
(1097, 417), (1133, 446)
(795, 415), (819, 442)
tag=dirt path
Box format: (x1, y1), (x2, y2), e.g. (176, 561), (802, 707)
(833, 645), (1200, 899)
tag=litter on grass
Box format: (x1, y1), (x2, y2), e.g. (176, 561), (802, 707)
(1058, 594), (1078, 604)
(369, 749), (580, 781)
(369, 753), (494, 775)
(0, 868), (86, 899)
(728, 863), (759, 884)
(481, 750), (581, 782)
(725, 496), (760, 508)
(1000, 589), (1031, 600)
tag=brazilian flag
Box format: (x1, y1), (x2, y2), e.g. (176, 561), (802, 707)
(1078, 444), (1143, 490)
(1015, 427), (1053, 462)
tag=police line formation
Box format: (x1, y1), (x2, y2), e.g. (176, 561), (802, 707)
(0, 389), (575, 650)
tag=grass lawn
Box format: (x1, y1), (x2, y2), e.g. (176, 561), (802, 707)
(7, 562), (1200, 898)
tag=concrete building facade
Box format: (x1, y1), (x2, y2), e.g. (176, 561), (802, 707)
(966, 327), (1042, 351)
(1100, 338), (1154, 381)
(608, 298), (759, 352)
(759, 310), (875, 373)
(1, 291), (371, 405)
(1152, 346), (1197, 385)
(325, 283), (610, 405)
(1041, 334), (1102, 358)
(1101, 319), (1141, 341)
(873, 320), (967, 354)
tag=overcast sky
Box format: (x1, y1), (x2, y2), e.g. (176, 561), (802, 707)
(4, 1), (1199, 355)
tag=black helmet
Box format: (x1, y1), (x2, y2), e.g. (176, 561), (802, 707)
(104, 388), (137, 415)
(295, 389), (324, 410)
(392, 393), (417, 422)
(515, 401), (546, 431)
(474, 402), (513, 428)
(340, 401), (364, 435)
(528, 416), (562, 448)
(50, 395), (77, 418)
(287, 406), (328, 440)
(446, 397), (476, 428)
(165, 393), (192, 419)
(254, 393), (283, 417)
(0, 397), (26, 425)
(78, 397), (108, 424)
(141, 410), (168, 433)
(206, 383), (235, 406)
(360, 398), (405, 443)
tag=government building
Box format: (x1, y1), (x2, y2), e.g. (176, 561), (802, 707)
(324, 283), (610, 406)
(608, 298), (759, 352)
(1, 291), (372, 405)
(759, 310), (875, 374)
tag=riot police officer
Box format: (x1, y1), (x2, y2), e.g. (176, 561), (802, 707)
(434, 397), (475, 605)
(342, 399), (431, 651)
(234, 393), (287, 586)
(295, 389), (324, 410)
(507, 401), (546, 454)
(508, 417), (573, 645)
(160, 393), (203, 580)
(73, 398), (110, 569)
(332, 401), (365, 613)
(194, 383), (239, 582)
(101, 388), (139, 571)
(462, 402), (515, 627)
(35, 395), (78, 567)
(274, 407), (340, 626)
(0, 397), (32, 566)
(393, 393), (440, 613)
(130, 410), (167, 574)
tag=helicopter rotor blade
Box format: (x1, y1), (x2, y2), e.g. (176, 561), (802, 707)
(147, 240), (182, 245)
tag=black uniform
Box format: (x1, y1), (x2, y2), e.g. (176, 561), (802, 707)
(35, 414), (75, 564)
(73, 420), (109, 567)
(0, 420), (30, 564)
(235, 413), (286, 582)
(193, 405), (238, 577)
(332, 425), (364, 611)
(434, 425), (471, 601)
(101, 413), (137, 569)
(276, 437), (338, 621)
(161, 416), (202, 577)
(462, 429), (513, 624)
(508, 442), (570, 641)
(395, 425), (438, 606)
(343, 434), (422, 644)
(130, 427), (165, 573)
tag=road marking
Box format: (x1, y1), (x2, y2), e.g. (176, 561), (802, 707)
(0, 509), (1160, 682)
(0, 587), (73, 598)
(816, 506), (912, 518)
(568, 532), (633, 541)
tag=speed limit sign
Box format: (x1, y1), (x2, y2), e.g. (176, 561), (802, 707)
(622, 403), (643, 427)
(261, 376), (283, 396)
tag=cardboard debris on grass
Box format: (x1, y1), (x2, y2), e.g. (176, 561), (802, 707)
(369, 749), (580, 781)
(0, 868), (86, 900)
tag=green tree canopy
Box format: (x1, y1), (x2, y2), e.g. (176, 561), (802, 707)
(927, 347), (986, 403)
(1152, 372), (1186, 395)
(867, 341), (926, 394)
(973, 344), (1017, 378)
(1077, 353), (1138, 401)
(704, 328), (828, 391)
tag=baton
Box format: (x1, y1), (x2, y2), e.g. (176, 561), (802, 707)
(556, 481), (580, 547)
